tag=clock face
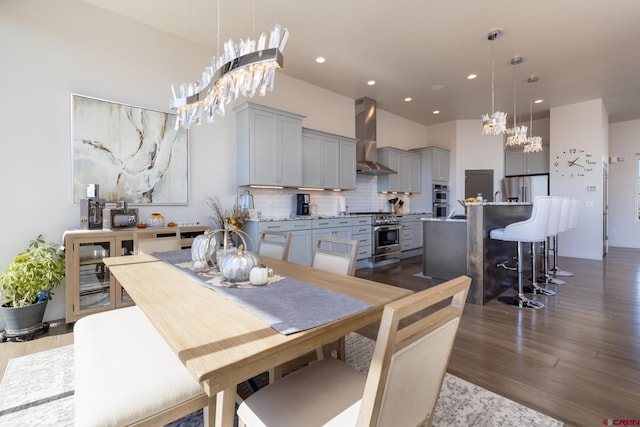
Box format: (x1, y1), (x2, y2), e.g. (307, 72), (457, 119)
(554, 148), (597, 178)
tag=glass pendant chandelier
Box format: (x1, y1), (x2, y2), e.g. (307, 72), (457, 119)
(482, 30), (507, 135)
(505, 56), (528, 146)
(523, 75), (543, 153)
(170, 0), (289, 129)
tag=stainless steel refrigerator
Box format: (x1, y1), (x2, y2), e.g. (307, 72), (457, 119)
(502, 174), (549, 202)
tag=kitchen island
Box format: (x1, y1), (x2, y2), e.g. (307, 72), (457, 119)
(423, 202), (533, 305)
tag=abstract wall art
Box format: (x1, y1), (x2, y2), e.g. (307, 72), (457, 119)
(71, 94), (189, 205)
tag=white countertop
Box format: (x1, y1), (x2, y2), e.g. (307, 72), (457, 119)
(421, 217), (467, 222)
(248, 214), (371, 222)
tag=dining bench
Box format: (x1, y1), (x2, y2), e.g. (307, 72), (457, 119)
(74, 306), (214, 426)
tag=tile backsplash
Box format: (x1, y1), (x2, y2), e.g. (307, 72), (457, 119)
(241, 175), (415, 218)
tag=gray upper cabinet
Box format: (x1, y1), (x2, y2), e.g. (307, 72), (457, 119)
(505, 145), (549, 176)
(302, 129), (339, 189)
(409, 154), (421, 192)
(339, 138), (357, 190)
(377, 147), (422, 193)
(377, 148), (401, 192)
(235, 103), (304, 187)
(429, 146), (450, 182)
(409, 146), (450, 213)
(301, 128), (357, 190)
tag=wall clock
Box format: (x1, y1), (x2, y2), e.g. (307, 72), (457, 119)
(554, 148), (597, 178)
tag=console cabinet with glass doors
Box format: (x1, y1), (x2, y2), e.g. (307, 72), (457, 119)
(64, 226), (208, 323)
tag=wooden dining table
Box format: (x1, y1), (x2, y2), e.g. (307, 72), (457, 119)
(103, 254), (412, 427)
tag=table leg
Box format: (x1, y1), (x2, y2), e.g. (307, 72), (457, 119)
(215, 386), (236, 427)
(203, 394), (216, 427)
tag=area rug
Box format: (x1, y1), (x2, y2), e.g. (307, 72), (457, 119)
(0, 335), (562, 426)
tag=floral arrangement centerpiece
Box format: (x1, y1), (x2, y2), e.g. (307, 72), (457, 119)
(206, 196), (250, 250)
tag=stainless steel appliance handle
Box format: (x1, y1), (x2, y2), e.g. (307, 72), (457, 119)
(373, 225), (402, 232)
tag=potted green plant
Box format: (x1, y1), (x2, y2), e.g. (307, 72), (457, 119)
(0, 234), (65, 335)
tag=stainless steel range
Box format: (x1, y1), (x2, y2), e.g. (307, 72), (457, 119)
(352, 212), (402, 267)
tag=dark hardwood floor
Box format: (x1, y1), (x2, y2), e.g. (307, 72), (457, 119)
(2, 247), (639, 426)
(357, 248), (640, 427)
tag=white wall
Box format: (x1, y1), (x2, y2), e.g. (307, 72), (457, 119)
(2, 2), (638, 329)
(608, 119), (640, 247)
(0, 0), (433, 327)
(377, 109), (428, 150)
(0, 0), (231, 326)
(452, 120), (505, 205)
(550, 99), (609, 260)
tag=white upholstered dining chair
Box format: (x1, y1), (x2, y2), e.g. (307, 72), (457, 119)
(257, 230), (292, 261)
(74, 306), (214, 426)
(269, 237), (360, 382)
(312, 237), (360, 359)
(237, 275), (471, 427)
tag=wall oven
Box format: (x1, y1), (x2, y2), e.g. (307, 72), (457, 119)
(433, 184), (449, 218)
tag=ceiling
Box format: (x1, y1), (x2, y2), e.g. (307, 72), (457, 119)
(81, 0), (640, 127)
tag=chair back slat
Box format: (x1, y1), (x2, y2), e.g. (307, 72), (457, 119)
(257, 231), (291, 261)
(312, 237), (359, 276)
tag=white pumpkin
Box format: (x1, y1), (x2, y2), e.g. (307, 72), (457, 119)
(191, 231), (218, 267)
(219, 245), (260, 282)
(249, 267), (269, 286)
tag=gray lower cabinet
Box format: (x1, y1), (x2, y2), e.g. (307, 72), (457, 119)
(288, 230), (314, 266)
(352, 221), (372, 261)
(401, 214), (424, 251)
(244, 219), (313, 266)
(235, 103), (304, 187)
(311, 218), (353, 254)
(244, 217), (359, 266)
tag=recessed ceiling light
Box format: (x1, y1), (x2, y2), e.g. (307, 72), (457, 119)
(534, 99), (544, 104)
(431, 84), (444, 91)
(404, 97), (412, 102)
(433, 110), (440, 114)
(367, 80), (376, 86)
(315, 57), (326, 64)
(467, 74), (477, 80)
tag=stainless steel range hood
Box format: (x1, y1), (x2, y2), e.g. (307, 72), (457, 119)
(355, 97), (397, 175)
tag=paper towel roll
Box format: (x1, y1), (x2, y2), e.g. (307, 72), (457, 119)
(338, 196), (346, 214)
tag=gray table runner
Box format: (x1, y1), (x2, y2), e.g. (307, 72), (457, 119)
(153, 250), (372, 335)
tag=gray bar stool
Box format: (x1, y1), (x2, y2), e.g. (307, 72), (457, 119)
(489, 196), (552, 309)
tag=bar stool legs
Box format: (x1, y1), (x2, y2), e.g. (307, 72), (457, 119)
(524, 242), (556, 296)
(510, 241), (545, 309)
(538, 238), (565, 286)
(549, 235), (574, 277)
